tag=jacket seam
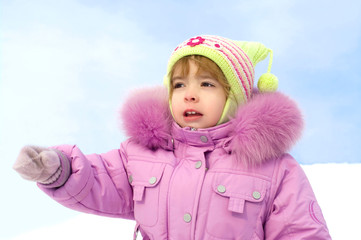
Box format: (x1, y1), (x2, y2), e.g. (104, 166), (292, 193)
(268, 157), (295, 239)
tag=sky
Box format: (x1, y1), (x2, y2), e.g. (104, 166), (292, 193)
(0, 0), (360, 239)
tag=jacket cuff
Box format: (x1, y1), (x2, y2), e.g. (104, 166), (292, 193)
(39, 149), (71, 188)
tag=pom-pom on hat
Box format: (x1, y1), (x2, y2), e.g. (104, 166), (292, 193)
(164, 35), (278, 124)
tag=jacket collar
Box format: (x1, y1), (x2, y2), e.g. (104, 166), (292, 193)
(120, 86), (303, 166)
(171, 121), (232, 149)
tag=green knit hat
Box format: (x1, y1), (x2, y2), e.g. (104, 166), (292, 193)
(164, 35), (278, 124)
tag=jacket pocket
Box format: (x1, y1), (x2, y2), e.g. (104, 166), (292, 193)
(127, 160), (166, 227)
(206, 172), (270, 239)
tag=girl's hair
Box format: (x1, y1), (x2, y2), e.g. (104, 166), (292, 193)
(168, 55), (230, 96)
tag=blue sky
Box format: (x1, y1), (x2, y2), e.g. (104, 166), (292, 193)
(1, 0), (361, 238)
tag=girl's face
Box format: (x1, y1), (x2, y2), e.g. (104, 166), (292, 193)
(171, 60), (227, 129)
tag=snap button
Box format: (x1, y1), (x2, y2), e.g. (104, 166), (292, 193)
(149, 177), (157, 185)
(252, 191), (261, 200)
(183, 213), (192, 223)
(195, 161), (202, 169)
(128, 175), (133, 184)
(200, 135), (208, 143)
(217, 185), (226, 193)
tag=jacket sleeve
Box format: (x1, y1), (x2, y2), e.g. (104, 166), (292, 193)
(38, 142), (134, 220)
(264, 154), (332, 240)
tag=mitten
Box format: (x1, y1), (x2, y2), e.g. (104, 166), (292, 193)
(13, 145), (62, 184)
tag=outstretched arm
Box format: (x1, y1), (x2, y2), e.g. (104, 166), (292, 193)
(14, 143), (134, 220)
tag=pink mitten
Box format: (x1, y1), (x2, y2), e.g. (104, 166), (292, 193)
(13, 146), (62, 184)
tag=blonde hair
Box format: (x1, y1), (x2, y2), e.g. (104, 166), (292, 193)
(168, 55), (230, 96)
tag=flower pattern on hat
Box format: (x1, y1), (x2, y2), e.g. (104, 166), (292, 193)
(187, 36), (205, 47)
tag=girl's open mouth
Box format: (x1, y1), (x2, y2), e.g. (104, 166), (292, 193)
(184, 110), (203, 117)
(183, 110), (203, 122)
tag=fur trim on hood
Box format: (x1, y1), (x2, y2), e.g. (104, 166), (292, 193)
(120, 86), (303, 166)
(120, 87), (173, 150)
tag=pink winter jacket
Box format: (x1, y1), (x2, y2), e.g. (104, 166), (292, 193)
(39, 88), (331, 240)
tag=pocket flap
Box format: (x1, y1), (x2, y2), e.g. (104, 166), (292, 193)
(228, 197), (245, 213)
(212, 173), (270, 213)
(127, 161), (166, 201)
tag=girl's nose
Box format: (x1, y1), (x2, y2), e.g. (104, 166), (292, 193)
(184, 86), (199, 102)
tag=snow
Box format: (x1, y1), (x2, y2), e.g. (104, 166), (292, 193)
(302, 163), (361, 239)
(6, 163), (361, 240)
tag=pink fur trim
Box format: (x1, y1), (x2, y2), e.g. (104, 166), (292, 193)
(120, 86), (172, 150)
(229, 92), (304, 166)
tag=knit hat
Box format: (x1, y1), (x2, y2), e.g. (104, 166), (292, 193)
(164, 35), (278, 124)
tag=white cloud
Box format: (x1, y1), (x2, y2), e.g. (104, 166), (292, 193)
(1, 25), (85, 145)
(0, 0), (169, 151)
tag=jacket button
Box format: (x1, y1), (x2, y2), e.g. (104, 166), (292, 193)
(183, 213), (192, 223)
(128, 175), (133, 184)
(217, 185), (226, 193)
(195, 161), (202, 169)
(252, 191), (261, 200)
(149, 177), (157, 185)
(200, 136), (208, 143)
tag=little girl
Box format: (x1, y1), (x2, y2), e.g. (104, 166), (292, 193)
(14, 35), (332, 239)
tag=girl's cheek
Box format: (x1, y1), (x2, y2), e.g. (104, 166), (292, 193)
(170, 96), (177, 115)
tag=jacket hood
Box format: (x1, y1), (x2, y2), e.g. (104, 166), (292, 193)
(120, 86), (303, 166)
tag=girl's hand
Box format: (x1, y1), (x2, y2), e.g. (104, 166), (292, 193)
(13, 146), (61, 184)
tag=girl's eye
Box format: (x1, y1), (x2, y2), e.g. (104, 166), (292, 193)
(173, 82), (185, 89)
(201, 82), (215, 87)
